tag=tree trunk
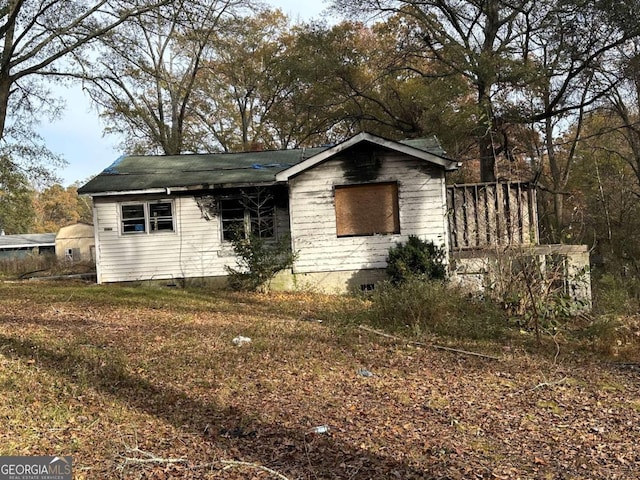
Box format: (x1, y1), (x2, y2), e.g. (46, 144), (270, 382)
(479, 135), (496, 182)
(477, 2), (499, 183)
(0, 0), (18, 142)
(477, 80), (496, 183)
(0, 76), (11, 143)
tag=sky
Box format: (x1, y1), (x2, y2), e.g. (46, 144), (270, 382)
(38, 1), (331, 187)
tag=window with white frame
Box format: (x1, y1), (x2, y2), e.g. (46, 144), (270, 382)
(121, 201), (174, 234)
(219, 191), (275, 241)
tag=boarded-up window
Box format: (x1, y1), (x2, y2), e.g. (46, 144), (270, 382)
(335, 182), (400, 237)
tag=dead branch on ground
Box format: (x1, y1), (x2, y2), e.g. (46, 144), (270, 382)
(358, 324), (500, 360)
(119, 447), (187, 466)
(219, 460), (291, 479)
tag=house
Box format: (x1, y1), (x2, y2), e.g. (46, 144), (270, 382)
(55, 223), (96, 263)
(0, 232), (56, 260)
(77, 132), (458, 291)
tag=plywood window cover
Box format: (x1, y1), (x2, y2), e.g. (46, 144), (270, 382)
(335, 182), (400, 237)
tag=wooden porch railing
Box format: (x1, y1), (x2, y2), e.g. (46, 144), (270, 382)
(446, 182), (539, 250)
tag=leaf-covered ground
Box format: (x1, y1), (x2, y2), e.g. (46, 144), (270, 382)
(0, 281), (639, 479)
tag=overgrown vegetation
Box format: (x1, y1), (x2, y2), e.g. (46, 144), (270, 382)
(592, 272), (640, 316)
(484, 250), (591, 344)
(0, 254), (95, 280)
(0, 253), (58, 278)
(225, 233), (296, 291)
(365, 277), (507, 340)
(374, 239), (639, 355)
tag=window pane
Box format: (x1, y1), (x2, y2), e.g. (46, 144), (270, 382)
(121, 204), (146, 233)
(250, 215), (274, 238)
(220, 194), (276, 240)
(222, 219), (244, 240)
(335, 183), (400, 237)
(123, 220), (146, 233)
(149, 202), (174, 232)
(149, 202), (172, 218)
(122, 204), (144, 219)
(220, 198), (245, 240)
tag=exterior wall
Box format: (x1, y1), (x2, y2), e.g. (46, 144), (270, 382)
(118, 268), (388, 294)
(55, 223), (95, 262)
(287, 153), (449, 274)
(269, 268), (389, 294)
(92, 152), (450, 288)
(93, 194), (289, 284)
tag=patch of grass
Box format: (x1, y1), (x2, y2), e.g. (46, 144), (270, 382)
(536, 399), (563, 414)
(363, 278), (508, 340)
(592, 273), (640, 316)
(566, 314), (640, 360)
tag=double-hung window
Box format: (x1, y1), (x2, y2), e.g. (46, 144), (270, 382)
(220, 193), (275, 241)
(149, 202), (174, 231)
(121, 201), (174, 234)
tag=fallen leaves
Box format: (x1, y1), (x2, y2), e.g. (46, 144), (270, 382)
(0, 281), (639, 479)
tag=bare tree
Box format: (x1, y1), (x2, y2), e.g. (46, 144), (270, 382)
(191, 9), (293, 152)
(81, 0), (250, 155)
(0, 0), (170, 175)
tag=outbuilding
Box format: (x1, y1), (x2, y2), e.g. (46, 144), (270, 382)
(55, 223), (96, 263)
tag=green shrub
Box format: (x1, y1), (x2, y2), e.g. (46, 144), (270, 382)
(365, 277), (507, 340)
(386, 236), (446, 284)
(225, 234), (297, 291)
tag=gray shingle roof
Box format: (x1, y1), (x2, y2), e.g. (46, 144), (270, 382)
(78, 147), (329, 195)
(78, 134), (450, 195)
(0, 233), (56, 248)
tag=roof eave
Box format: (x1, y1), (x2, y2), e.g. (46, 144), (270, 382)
(0, 243), (56, 249)
(81, 180), (285, 197)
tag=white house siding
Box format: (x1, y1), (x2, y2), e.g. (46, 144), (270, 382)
(93, 195), (290, 284)
(288, 154), (449, 274)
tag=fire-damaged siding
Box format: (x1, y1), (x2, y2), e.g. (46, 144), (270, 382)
(93, 195), (289, 283)
(287, 152), (449, 274)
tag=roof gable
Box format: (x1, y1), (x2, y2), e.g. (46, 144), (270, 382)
(275, 133), (458, 181)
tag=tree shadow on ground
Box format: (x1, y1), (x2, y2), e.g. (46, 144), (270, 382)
(0, 333), (443, 479)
